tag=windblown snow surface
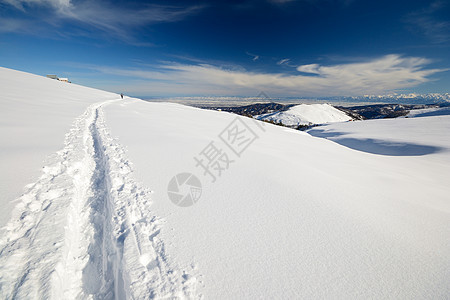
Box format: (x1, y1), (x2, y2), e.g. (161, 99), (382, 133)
(257, 103), (352, 126)
(1, 67), (450, 299)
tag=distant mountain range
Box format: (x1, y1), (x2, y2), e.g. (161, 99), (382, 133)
(327, 93), (450, 104)
(148, 93), (450, 107)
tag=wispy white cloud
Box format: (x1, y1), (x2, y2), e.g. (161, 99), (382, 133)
(0, 0), (203, 41)
(2, 0), (71, 11)
(89, 54), (446, 96)
(246, 52), (260, 61)
(277, 58), (290, 65)
(296, 63), (320, 74)
(63, 2), (203, 38)
(277, 58), (298, 68)
(404, 0), (450, 44)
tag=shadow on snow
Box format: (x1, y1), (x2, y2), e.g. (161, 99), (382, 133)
(308, 128), (443, 156)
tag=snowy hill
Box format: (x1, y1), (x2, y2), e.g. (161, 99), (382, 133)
(406, 106), (450, 118)
(0, 67), (118, 226)
(1, 67), (450, 299)
(257, 103), (352, 126)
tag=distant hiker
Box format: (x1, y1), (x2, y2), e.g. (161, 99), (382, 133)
(120, 93), (123, 99)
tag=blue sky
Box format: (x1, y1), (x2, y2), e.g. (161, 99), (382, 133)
(0, 0), (449, 97)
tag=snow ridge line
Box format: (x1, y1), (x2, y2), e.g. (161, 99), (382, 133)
(0, 100), (197, 299)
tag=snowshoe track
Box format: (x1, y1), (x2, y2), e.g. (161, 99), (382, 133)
(0, 100), (197, 299)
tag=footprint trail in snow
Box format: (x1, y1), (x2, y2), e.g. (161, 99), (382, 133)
(0, 100), (197, 299)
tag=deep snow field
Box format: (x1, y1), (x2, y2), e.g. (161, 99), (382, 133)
(1, 67), (450, 299)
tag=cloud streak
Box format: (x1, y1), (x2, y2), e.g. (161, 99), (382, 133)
(277, 58), (290, 65)
(2, 0), (71, 11)
(404, 1), (450, 44)
(90, 54), (446, 96)
(0, 0), (203, 41)
(246, 52), (260, 61)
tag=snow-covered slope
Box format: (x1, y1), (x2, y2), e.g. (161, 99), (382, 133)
(0, 67), (117, 226)
(1, 67), (450, 299)
(104, 100), (450, 299)
(0, 67), (196, 299)
(257, 103), (352, 126)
